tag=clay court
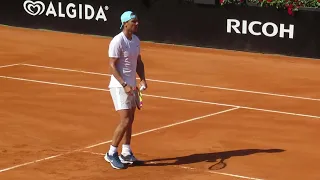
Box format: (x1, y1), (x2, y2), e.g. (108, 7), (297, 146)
(0, 25), (319, 180)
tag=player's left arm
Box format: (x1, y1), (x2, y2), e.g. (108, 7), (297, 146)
(136, 54), (147, 90)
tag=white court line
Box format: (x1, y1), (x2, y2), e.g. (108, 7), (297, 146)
(0, 75), (319, 119)
(80, 151), (263, 180)
(0, 75), (107, 92)
(0, 63), (20, 69)
(144, 94), (320, 119)
(21, 63), (109, 76)
(0, 108), (238, 173)
(20, 63), (320, 102)
(0, 153), (65, 173)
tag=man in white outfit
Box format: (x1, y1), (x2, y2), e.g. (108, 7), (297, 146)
(104, 10), (148, 170)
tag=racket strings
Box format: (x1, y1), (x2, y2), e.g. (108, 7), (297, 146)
(134, 87), (143, 110)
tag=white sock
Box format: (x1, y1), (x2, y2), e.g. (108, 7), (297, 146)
(122, 144), (132, 156)
(108, 145), (117, 156)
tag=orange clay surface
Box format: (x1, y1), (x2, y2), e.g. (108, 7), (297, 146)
(0, 25), (320, 180)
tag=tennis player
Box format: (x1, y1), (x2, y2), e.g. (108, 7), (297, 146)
(104, 10), (148, 170)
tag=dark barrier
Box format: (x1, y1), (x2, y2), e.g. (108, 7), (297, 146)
(1, 0), (319, 59)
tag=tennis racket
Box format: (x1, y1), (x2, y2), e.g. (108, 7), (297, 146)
(134, 85), (145, 110)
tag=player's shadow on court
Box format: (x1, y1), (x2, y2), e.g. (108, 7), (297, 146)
(137, 149), (285, 170)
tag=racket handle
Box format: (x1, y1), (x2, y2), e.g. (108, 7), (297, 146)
(140, 85), (146, 91)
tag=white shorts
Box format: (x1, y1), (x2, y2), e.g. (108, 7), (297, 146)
(110, 87), (135, 111)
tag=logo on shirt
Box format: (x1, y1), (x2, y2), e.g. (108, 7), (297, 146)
(23, 0), (109, 21)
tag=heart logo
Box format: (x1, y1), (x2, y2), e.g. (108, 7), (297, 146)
(23, 0), (45, 16)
